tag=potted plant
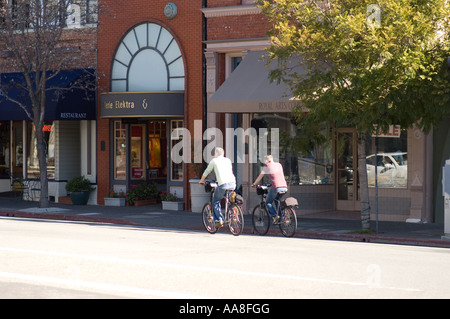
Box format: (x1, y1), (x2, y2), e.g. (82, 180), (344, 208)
(161, 190), (184, 211)
(126, 182), (158, 206)
(104, 189), (126, 206)
(65, 176), (95, 205)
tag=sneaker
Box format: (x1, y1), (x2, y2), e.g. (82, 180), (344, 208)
(215, 221), (224, 229)
(272, 216), (280, 225)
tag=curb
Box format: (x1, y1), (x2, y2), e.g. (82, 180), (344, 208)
(0, 210), (144, 227)
(2, 210), (450, 248)
(294, 230), (450, 248)
(188, 224), (450, 248)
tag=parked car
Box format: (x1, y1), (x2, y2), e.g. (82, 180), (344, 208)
(366, 152), (407, 188)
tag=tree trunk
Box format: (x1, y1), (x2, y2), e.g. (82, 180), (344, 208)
(34, 120), (50, 208)
(357, 134), (370, 230)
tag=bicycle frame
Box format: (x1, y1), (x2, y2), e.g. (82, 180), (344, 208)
(253, 184), (297, 237)
(202, 180), (244, 236)
(206, 181), (232, 222)
(257, 185), (285, 217)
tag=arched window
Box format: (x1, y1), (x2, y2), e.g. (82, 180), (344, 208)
(111, 23), (184, 92)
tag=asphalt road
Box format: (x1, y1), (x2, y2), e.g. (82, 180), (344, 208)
(1, 216), (450, 300)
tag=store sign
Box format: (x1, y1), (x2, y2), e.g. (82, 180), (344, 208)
(60, 112), (88, 119)
(372, 124), (401, 138)
(100, 92), (184, 118)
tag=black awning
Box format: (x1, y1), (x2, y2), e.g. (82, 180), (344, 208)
(0, 69), (96, 121)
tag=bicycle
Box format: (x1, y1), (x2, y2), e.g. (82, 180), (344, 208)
(251, 185), (298, 237)
(201, 180), (244, 236)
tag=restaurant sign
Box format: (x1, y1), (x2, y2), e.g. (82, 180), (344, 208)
(100, 92), (184, 118)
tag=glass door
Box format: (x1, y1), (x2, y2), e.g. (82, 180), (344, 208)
(336, 128), (359, 210)
(130, 124), (146, 180)
(113, 121), (127, 181)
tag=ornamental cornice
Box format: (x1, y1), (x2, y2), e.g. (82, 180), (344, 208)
(201, 5), (262, 18)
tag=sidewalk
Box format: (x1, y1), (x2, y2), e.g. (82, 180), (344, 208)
(0, 197), (449, 248)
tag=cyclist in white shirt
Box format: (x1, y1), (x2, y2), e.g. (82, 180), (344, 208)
(199, 147), (236, 229)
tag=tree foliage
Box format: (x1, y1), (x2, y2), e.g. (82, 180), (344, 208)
(257, 0), (450, 229)
(258, 0), (450, 133)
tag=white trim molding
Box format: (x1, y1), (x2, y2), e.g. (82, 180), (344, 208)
(201, 5), (262, 18)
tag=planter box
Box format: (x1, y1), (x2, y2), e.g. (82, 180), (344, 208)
(69, 191), (90, 205)
(162, 201), (184, 211)
(104, 197), (126, 206)
(133, 198), (157, 206)
(189, 178), (210, 213)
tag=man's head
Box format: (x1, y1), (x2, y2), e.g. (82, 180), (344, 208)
(264, 155), (273, 164)
(214, 147), (224, 157)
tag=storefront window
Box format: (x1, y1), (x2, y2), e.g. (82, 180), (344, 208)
(0, 121), (10, 178)
(114, 120), (126, 180)
(148, 120), (167, 179)
(130, 124), (145, 180)
(252, 114), (332, 185)
(170, 120), (183, 181)
(365, 126), (407, 188)
(27, 121), (55, 179)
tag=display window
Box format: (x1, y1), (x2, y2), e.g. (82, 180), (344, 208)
(114, 120), (126, 180)
(365, 127), (408, 188)
(131, 124), (145, 180)
(148, 120), (167, 179)
(170, 120), (183, 181)
(27, 121), (55, 179)
(252, 113), (333, 186)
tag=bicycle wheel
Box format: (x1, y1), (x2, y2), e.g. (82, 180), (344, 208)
(252, 205), (270, 236)
(202, 202), (217, 234)
(228, 204), (244, 236)
(279, 207), (297, 237)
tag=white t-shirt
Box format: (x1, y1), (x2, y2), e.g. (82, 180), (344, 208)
(203, 155), (236, 186)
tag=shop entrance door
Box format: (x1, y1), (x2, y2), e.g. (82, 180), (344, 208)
(335, 128), (359, 210)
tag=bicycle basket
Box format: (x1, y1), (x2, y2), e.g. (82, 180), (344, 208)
(282, 197), (298, 208)
(256, 187), (268, 196)
(229, 191), (243, 204)
(205, 182), (217, 192)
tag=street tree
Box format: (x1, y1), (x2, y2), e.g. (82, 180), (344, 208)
(257, 0), (450, 229)
(0, 0), (97, 207)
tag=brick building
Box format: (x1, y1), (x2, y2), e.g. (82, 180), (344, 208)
(203, 0), (437, 223)
(96, 1), (204, 206)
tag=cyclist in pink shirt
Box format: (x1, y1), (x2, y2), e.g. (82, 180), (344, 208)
(252, 155), (288, 224)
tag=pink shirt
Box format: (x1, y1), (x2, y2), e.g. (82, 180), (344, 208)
(262, 161), (287, 189)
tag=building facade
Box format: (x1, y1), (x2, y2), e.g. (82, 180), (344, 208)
(0, 1), (98, 203)
(1, 0), (444, 225)
(203, 0), (436, 223)
(96, 1), (204, 206)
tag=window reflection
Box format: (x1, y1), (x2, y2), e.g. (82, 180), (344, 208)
(365, 129), (408, 188)
(252, 114), (333, 186)
(148, 120), (167, 179)
(27, 121), (55, 179)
